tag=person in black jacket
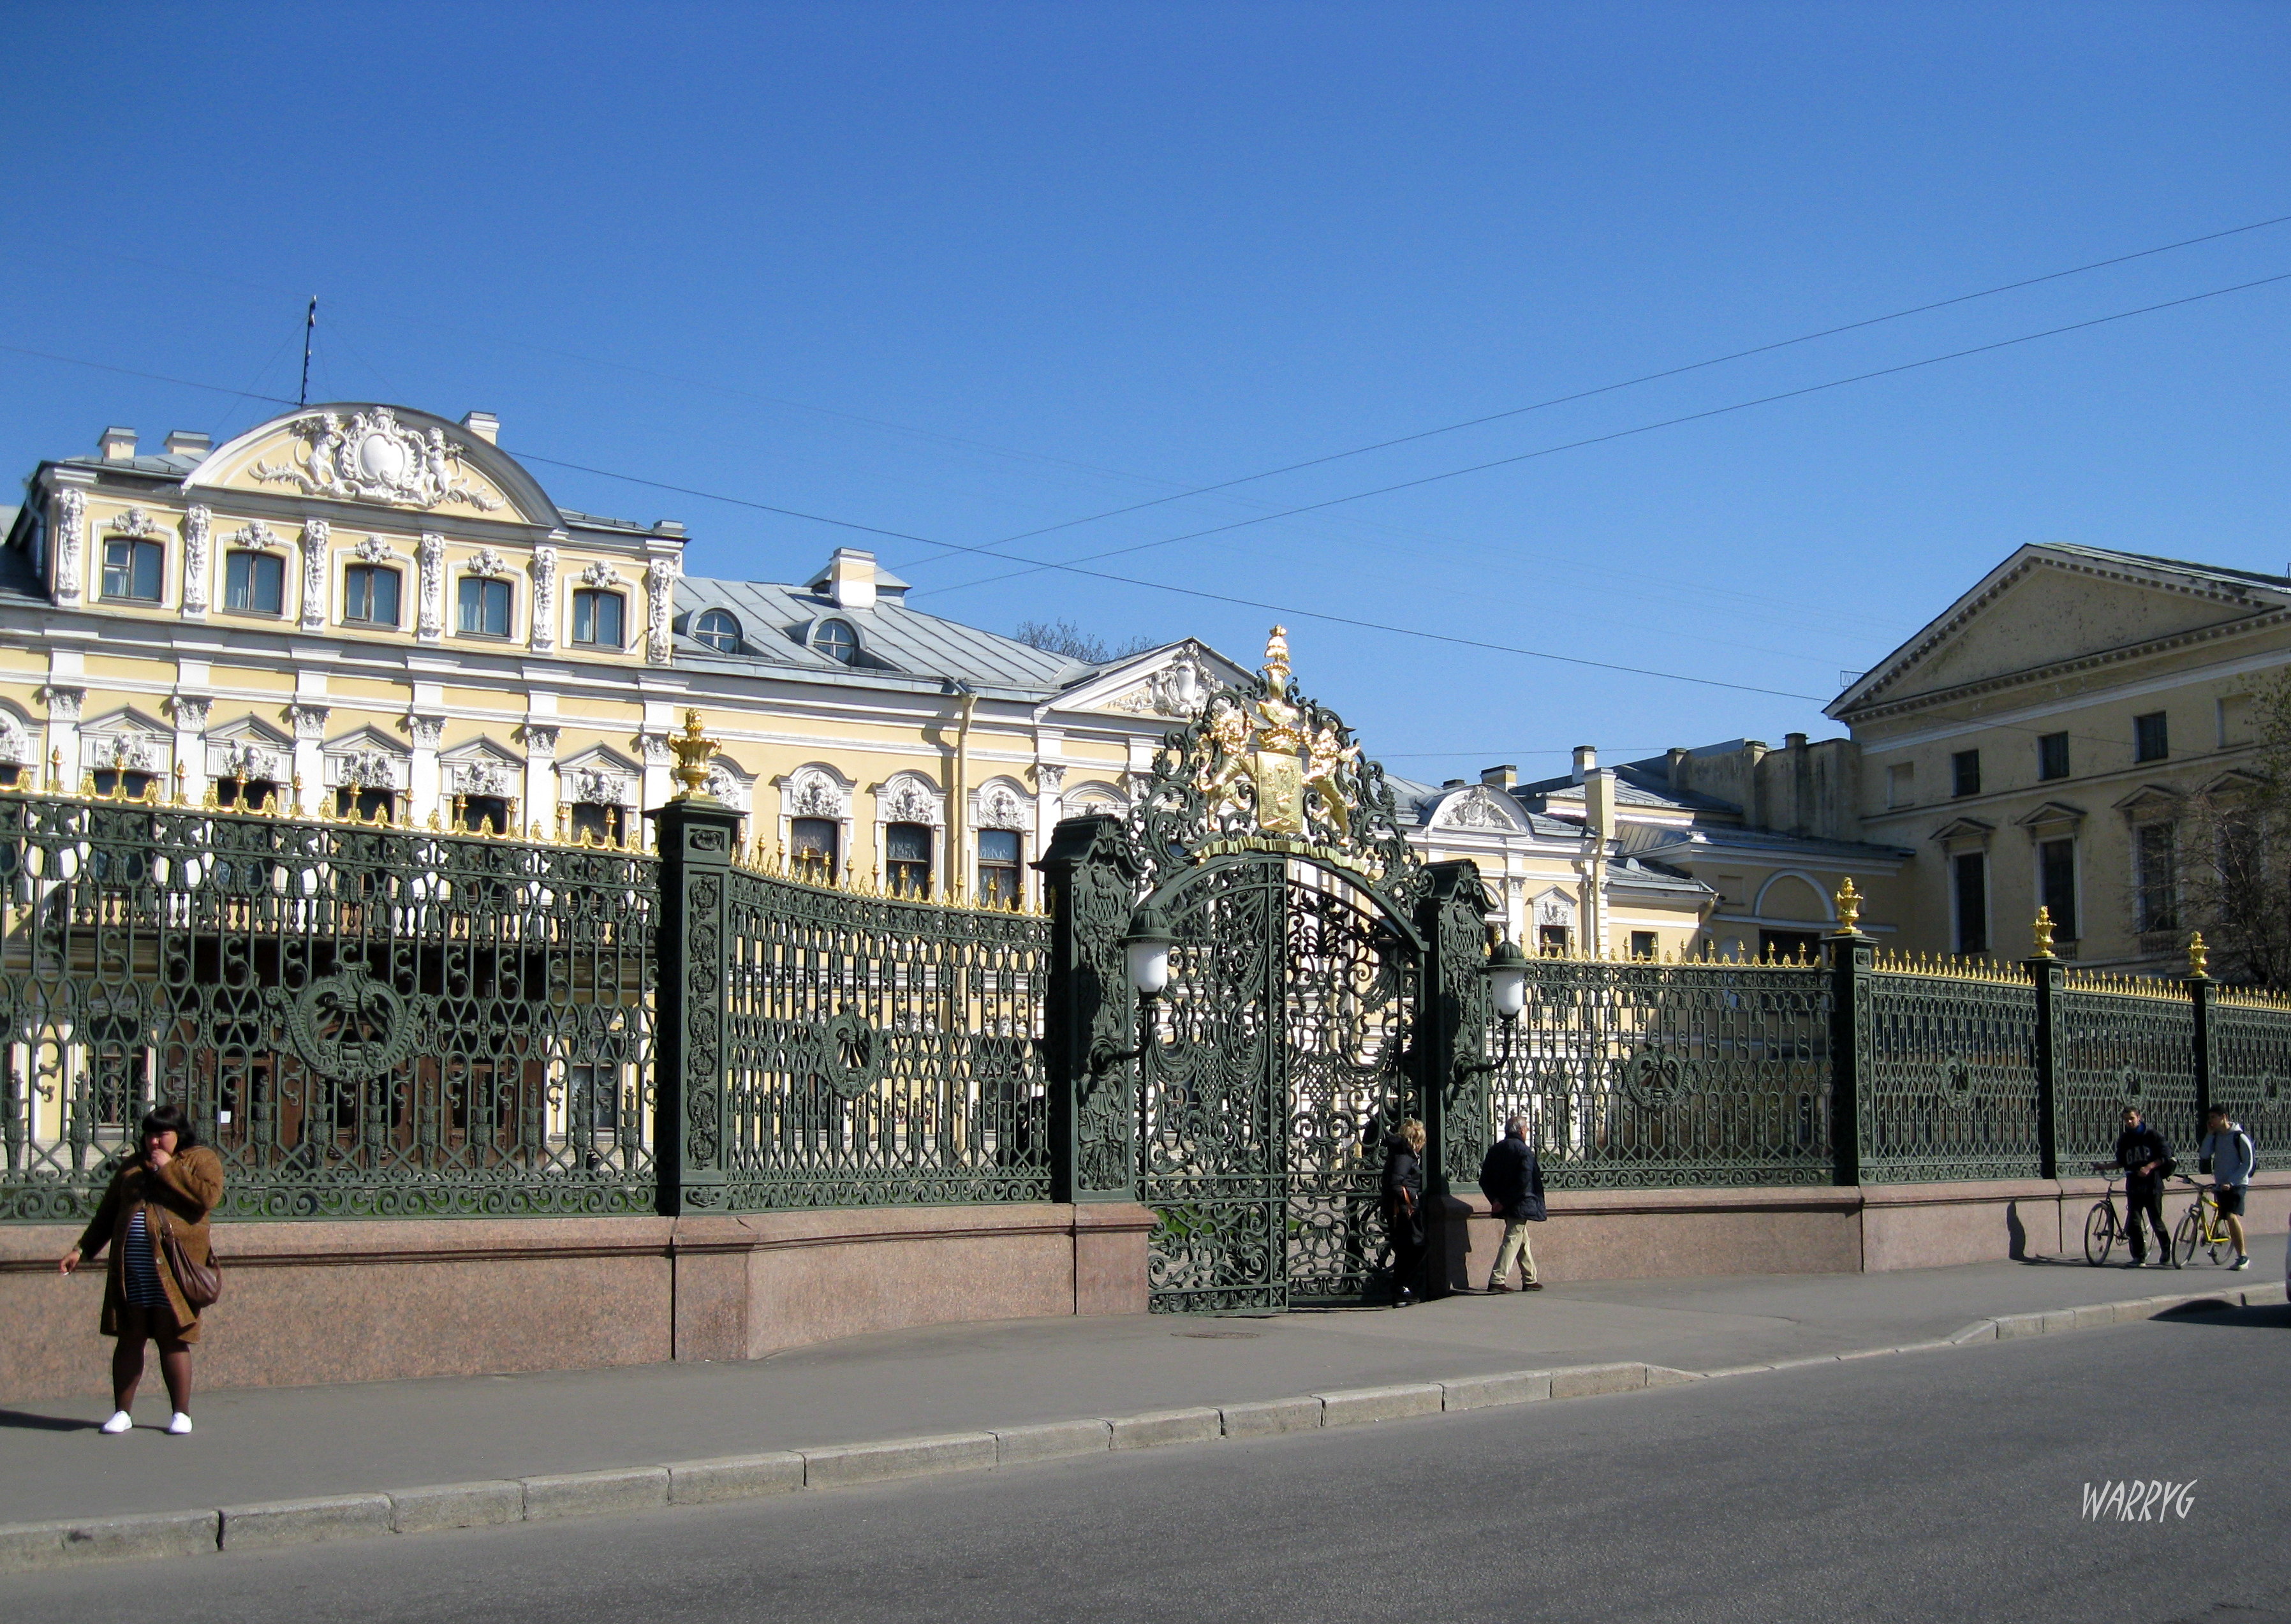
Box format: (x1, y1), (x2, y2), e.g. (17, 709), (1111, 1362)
(2115, 1107), (2176, 1268)
(1478, 1116), (1546, 1292)
(1381, 1119), (1427, 1305)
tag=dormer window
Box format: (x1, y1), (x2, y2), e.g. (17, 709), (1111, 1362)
(811, 619), (858, 665)
(693, 609), (740, 653)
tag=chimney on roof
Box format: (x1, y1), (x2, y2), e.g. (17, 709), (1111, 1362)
(1572, 744), (1596, 785)
(824, 547), (878, 610)
(1665, 746), (1688, 779)
(1481, 764), (1516, 789)
(99, 427), (136, 462)
(164, 430), (210, 461)
(652, 520), (686, 538)
(460, 411), (499, 445)
(1442, 778), (1468, 790)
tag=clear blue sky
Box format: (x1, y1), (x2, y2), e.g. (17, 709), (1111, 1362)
(4, 4), (2287, 779)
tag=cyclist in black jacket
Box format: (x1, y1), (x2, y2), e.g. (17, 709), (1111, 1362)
(2114, 1108), (2176, 1268)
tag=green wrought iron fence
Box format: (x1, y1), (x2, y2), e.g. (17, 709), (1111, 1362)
(2057, 971), (2198, 1168)
(716, 860), (1052, 1208)
(1859, 963), (2044, 1182)
(2205, 987), (2291, 1162)
(0, 788), (658, 1222)
(1487, 954), (1834, 1188)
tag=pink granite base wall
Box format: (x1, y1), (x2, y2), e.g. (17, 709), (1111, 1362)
(1431, 1170), (2291, 1287)
(0, 1202), (1158, 1404)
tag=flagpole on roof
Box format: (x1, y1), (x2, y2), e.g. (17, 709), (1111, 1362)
(297, 296), (318, 408)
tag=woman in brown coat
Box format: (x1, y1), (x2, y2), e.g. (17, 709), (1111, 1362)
(57, 1104), (224, 1436)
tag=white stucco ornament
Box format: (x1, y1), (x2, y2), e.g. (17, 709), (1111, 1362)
(252, 409), (505, 513)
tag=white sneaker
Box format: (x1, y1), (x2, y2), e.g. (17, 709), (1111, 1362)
(98, 1410), (132, 1435)
(2230, 1255), (2251, 1271)
(166, 1412), (193, 1436)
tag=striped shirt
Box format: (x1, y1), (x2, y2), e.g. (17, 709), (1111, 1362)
(124, 1208), (168, 1308)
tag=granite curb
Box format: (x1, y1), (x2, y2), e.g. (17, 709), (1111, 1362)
(3, 1279), (2280, 1576)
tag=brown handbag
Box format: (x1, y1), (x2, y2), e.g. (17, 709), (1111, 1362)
(153, 1208), (223, 1310)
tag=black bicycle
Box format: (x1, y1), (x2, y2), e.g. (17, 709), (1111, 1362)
(2084, 1162), (2182, 1267)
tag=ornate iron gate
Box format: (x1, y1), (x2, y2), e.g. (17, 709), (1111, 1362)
(1042, 628), (1493, 1312)
(1139, 854), (1419, 1311)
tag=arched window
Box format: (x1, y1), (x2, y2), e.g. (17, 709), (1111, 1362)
(811, 619), (858, 665)
(693, 608), (741, 653)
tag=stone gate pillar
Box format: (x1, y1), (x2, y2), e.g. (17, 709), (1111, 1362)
(649, 791), (740, 1216)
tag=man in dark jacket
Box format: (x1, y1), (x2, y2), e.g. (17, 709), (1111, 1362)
(1381, 1120), (1427, 1304)
(2115, 1107), (2175, 1268)
(1478, 1116), (1546, 1292)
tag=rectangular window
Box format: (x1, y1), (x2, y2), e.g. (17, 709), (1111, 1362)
(568, 802), (627, 846)
(571, 589), (624, 648)
(335, 786), (395, 823)
(2134, 711), (2169, 763)
(1885, 763), (1915, 809)
(343, 564), (401, 626)
(224, 550), (285, 614)
(886, 822), (932, 897)
(1953, 852), (1987, 956)
(457, 794), (511, 835)
(90, 769), (154, 801)
(2037, 732), (2070, 781)
(1952, 749), (1981, 797)
(1628, 931), (1658, 961)
(790, 816), (839, 882)
(977, 829), (1022, 908)
(2136, 823), (2179, 933)
(102, 538), (164, 602)
(458, 576), (512, 637)
(1536, 924), (1572, 956)
(2038, 838), (2078, 943)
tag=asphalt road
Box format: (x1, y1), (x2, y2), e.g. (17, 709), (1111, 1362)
(10, 1304), (2287, 1624)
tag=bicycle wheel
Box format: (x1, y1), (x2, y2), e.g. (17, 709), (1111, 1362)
(2172, 1206), (2199, 1267)
(2085, 1201), (2119, 1266)
(2204, 1201), (2232, 1266)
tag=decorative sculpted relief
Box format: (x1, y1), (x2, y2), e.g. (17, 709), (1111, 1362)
(529, 547), (558, 653)
(40, 686), (84, 725)
(405, 714), (446, 751)
(567, 767), (630, 807)
(1439, 786), (1515, 830)
(350, 535), (399, 564)
(300, 520), (330, 631)
(52, 489), (84, 605)
(578, 560), (621, 587)
(645, 557), (678, 665)
(416, 535), (444, 642)
(181, 506), (211, 617)
(465, 547), (509, 579)
(250, 409), (506, 513)
(786, 767), (846, 819)
(108, 508), (158, 539)
(878, 776), (939, 823)
(227, 520), (280, 550)
(978, 782), (1028, 830)
(168, 694), (212, 732)
(1107, 644), (1213, 719)
(0, 712), (36, 767)
(334, 748), (403, 790)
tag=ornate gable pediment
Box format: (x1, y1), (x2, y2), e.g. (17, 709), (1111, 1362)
(1427, 784), (1529, 834)
(1051, 639), (1251, 721)
(185, 404), (558, 527)
(1834, 547), (2291, 719)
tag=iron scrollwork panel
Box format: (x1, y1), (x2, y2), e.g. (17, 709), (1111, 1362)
(2057, 984), (2198, 1161)
(1495, 959), (1834, 1188)
(1, 794), (659, 1222)
(2211, 995), (2291, 1161)
(1861, 970), (2041, 1181)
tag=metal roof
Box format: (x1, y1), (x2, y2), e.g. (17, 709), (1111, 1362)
(670, 574), (1098, 695)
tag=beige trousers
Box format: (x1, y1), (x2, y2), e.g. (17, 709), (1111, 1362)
(1490, 1219), (1539, 1287)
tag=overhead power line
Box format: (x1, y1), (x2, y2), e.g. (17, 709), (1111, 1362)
(7, 257), (2288, 707)
(914, 265), (2291, 597)
(890, 209), (2291, 569)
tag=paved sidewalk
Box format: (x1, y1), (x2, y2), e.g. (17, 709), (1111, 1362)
(1, 1250), (2280, 1528)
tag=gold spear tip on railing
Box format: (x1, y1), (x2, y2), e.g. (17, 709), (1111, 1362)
(2187, 931), (2209, 978)
(669, 709), (718, 801)
(1832, 876), (1861, 933)
(2031, 906), (2056, 959)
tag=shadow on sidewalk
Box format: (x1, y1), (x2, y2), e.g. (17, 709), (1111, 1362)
(0, 1408), (101, 1433)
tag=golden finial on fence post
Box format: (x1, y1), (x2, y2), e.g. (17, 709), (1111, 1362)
(2031, 906), (2056, 959)
(1832, 876), (1861, 933)
(668, 709), (718, 801)
(2187, 931), (2209, 978)
(172, 761), (187, 806)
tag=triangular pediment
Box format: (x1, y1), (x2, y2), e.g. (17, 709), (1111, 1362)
(1047, 639), (1252, 721)
(1832, 547), (2290, 718)
(185, 404), (558, 528)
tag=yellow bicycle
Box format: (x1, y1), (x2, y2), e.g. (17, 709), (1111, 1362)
(2170, 1175), (2236, 1267)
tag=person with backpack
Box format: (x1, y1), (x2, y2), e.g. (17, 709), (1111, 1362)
(2114, 1107), (2176, 1269)
(2197, 1103), (2255, 1271)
